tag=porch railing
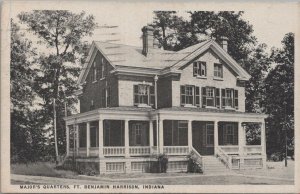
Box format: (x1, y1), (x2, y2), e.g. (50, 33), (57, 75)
(129, 146), (151, 156)
(244, 145), (262, 155)
(216, 147), (232, 169)
(190, 147), (203, 170)
(163, 146), (189, 155)
(103, 147), (125, 156)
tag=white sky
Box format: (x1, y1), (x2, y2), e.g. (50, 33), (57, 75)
(8, 1), (298, 51)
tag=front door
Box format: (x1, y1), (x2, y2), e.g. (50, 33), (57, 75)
(192, 121), (214, 155)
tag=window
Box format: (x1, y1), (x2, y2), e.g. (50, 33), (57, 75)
(193, 61), (206, 77)
(180, 85), (200, 106)
(206, 87), (215, 107)
(107, 86), (111, 107)
(91, 62), (97, 82)
(90, 123), (99, 147)
(164, 120), (188, 146)
(214, 63), (223, 78)
(134, 84), (155, 106)
(221, 89), (239, 109)
(206, 124), (214, 146)
(101, 88), (106, 107)
(101, 62), (105, 78)
(90, 100), (95, 110)
(134, 124), (142, 145)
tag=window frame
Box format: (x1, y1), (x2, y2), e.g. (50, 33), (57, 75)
(224, 124), (234, 145)
(206, 123), (214, 146)
(193, 61), (207, 77)
(214, 63), (223, 78)
(133, 84), (154, 107)
(206, 87), (215, 107)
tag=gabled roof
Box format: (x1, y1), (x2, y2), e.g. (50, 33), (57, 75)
(78, 39), (250, 84)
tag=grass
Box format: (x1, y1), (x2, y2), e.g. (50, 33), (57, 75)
(11, 162), (77, 178)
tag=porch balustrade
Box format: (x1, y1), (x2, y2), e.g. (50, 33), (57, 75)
(218, 146), (239, 154)
(103, 147), (125, 156)
(163, 146), (189, 155)
(89, 147), (99, 157)
(129, 146), (151, 156)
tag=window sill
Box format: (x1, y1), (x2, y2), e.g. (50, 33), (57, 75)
(194, 75), (207, 79)
(213, 77), (223, 81)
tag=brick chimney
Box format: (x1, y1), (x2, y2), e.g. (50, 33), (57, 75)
(219, 36), (229, 52)
(142, 26), (158, 56)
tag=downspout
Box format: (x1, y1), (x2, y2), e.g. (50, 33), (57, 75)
(154, 75), (159, 154)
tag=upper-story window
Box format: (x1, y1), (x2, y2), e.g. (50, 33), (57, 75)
(180, 85), (200, 107)
(193, 61), (206, 77)
(221, 89), (239, 109)
(91, 62), (97, 82)
(101, 86), (111, 108)
(214, 63), (223, 78)
(134, 84), (155, 107)
(202, 87), (215, 107)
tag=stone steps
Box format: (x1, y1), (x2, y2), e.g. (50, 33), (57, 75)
(203, 156), (230, 174)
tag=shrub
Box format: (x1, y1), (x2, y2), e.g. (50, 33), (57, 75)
(270, 152), (284, 162)
(187, 153), (203, 173)
(149, 153), (168, 173)
(76, 162), (99, 176)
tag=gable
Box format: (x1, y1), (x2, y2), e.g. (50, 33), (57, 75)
(170, 40), (250, 81)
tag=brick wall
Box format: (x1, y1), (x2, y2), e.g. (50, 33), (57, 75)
(80, 51), (117, 113)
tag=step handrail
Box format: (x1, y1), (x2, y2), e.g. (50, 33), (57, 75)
(190, 147), (204, 171)
(216, 147), (232, 169)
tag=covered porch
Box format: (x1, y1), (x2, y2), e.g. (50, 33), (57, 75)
(64, 107), (267, 170)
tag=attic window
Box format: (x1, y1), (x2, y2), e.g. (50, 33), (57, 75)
(193, 61), (206, 77)
(214, 63), (223, 78)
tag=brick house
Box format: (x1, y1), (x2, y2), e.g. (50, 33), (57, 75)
(64, 26), (267, 174)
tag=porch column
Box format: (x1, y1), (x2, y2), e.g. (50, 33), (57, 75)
(261, 122), (266, 155)
(159, 119), (164, 153)
(214, 121), (219, 155)
(98, 119), (103, 158)
(66, 125), (70, 156)
(238, 122), (245, 156)
(76, 124), (79, 155)
(149, 120), (154, 147)
(124, 119), (129, 157)
(188, 120), (192, 151)
(86, 122), (90, 157)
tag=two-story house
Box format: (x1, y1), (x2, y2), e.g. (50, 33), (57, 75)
(64, 26), (267, 174)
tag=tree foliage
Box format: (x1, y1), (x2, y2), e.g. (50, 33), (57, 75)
(12, 11), (97, 161)
(264, 33), (294, 156)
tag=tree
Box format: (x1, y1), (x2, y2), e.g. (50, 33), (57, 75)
(264, 33), (294, 157)
(10, 21), (48, 162)
(18, 11), (97, 162)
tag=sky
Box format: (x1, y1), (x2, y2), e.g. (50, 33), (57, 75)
(8, 1), (298, 51)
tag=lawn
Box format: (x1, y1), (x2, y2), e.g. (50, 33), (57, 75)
(11, 162), (78, 178)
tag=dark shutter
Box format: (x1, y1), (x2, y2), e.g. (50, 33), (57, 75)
(195, 86), (200, 107)
(193, 62), (197, 77)
(150, 86), (155, 107)
(221, 89), (225, 108)
(202, 87), (206, 108)
(134, 85), (139, 105)
(234, 90), (238, 110)
(180, 85), (186, 106)
(215, 88), (220, 108)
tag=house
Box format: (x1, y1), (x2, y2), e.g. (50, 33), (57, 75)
(64, 26), (267, 174)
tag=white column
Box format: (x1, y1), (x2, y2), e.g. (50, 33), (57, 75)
(124, 119), (129, 157)
(238, 122), (245, 156)
(159, 119), (164, 153)
(149, 120), (154, 147)
(214, 121), (219, 155)
(98, 119), (103, 158)
(76, 124), (79, 156)
(86, 122), (90, 157)
(66, 125), (70, 156)
(188, 120), (192, 151)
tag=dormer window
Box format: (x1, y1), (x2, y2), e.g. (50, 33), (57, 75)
(134, 84), (155, 107)
(214, 63), (223, 78)
(193, 61), (206, 77)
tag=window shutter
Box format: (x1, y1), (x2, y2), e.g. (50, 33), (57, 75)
(195, 86), (200, 107)
(180, 85), (186, 106)
(221, 89), (225, 108)
(234, 90), (239, 110)
(134, 85), (139, 105)
(215, 88), (220, 108)
(193, 63), (197, 77)
(150, 86), (155, 107)
(202, 87), (206, 108)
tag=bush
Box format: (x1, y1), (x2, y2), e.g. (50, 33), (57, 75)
(149, 154), (168, 173)
(187, 153), (203, 173)
(270, 152), (284, 162)
(76, 162), (99, 176)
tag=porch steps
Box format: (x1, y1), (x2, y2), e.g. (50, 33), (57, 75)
(202, 156), (230, 174)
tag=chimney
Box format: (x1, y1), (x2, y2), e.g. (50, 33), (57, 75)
(142, 26), (157, 56)
(219, 36), (229, 52)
